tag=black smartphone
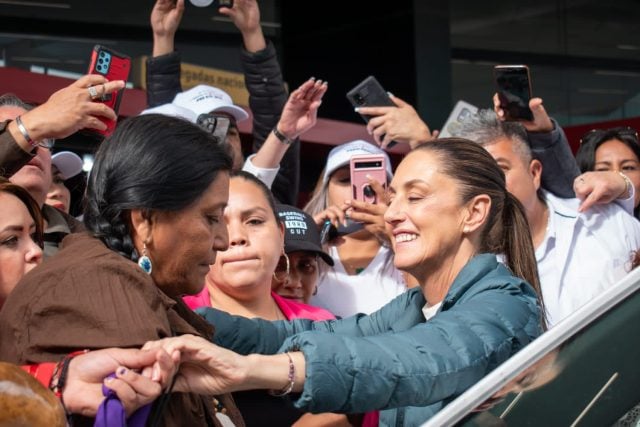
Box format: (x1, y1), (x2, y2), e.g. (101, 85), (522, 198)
(346, 76), (397, 148)
(494, 65), (533, 121)
(320, 220), (365, 245)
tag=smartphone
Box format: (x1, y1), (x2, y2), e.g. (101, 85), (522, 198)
(494, 65), (533, 121)
(196, 113), (231, 143)
(346, 76), (397, 148)
(320, 219), (365, 244)
(88, 44), (131, 136)
(438, 100), (478, 138)
(350, 154), (387, 204)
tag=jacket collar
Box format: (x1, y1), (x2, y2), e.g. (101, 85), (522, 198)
(391, 254), (501, 332)
(441, 253), (500, 309)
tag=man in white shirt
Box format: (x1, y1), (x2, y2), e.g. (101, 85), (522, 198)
(457, 110), (640, 327)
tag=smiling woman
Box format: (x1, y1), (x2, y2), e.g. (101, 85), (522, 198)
(144, 138), (546, 426)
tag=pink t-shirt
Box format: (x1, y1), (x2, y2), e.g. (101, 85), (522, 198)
(182, 287), (335, 321)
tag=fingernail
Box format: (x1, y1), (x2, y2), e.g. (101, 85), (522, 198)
(387, 91), (394, 97)
(354, 107), (360, 113)
(104, 376), (114, 383)
(366, 174), (373, 180)
(310, 76), (315, 81)
(322, 81), (328, 86)
(152, 364), (161, 382)
(117, 367), (127, 376)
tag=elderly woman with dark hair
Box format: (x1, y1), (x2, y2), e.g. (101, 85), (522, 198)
(144, 138), (544, 426)
(0, 114), (243, 426)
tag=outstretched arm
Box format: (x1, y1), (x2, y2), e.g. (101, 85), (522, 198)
(146, 0), (184, 106)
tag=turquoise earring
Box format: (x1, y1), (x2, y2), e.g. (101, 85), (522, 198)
(138, 242), (153, 274)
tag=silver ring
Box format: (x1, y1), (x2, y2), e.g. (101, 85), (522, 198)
(88, 86), (99, 100)
(578, 177), (585, 184)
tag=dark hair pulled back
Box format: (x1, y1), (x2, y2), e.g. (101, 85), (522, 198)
(83, 114), (232, 259)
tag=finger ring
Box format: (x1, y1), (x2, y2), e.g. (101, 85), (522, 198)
(578, 177), (585, 183)
(88, 86), (99, 100)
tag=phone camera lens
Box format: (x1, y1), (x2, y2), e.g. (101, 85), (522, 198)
(354, 94), (365, 106)
(363, 185), (375, 198)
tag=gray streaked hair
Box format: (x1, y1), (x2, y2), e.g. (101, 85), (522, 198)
(452, 109), (532, 164)
(0, 93), (33, 111)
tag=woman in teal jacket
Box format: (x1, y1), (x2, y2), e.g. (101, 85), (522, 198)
(146, 138), (545, 426)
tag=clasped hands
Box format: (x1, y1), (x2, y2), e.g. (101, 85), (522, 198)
(64, 335), (244, 418)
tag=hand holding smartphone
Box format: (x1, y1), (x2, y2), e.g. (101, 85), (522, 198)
(346, 76), (397, 148)
(494, 65), (533, 121)
(349, 154), (387, 204)
(87, 45), (131, 136)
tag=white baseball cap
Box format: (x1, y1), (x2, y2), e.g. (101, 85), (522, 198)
(172, 85), (249, 123)
(51, 151), (84, 180)
(139, 103), (198, 123)
(323, 140), (393, 185)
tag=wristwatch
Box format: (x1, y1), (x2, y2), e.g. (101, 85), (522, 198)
(272, 127), (295, 145)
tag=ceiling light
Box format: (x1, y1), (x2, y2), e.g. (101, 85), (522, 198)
(617, 44), (639, 51)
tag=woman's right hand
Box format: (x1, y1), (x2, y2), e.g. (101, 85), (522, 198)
(143, 335), (247, 395)
(15, 74), (124, 143)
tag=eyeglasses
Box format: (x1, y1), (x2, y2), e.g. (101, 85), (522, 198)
(196, 113), (231, 143)
(579, 126), (638, 146)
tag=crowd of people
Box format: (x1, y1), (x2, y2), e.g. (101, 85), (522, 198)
(1, 0), (639, 426)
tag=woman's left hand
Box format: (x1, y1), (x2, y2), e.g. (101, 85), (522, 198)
(344, 178), (391, 246)
(276, 77), (328, 141)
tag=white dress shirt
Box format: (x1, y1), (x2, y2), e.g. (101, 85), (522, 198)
(537, 191), (640, 327)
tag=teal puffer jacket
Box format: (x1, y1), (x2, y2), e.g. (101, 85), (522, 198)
(199, 254), (542, 426)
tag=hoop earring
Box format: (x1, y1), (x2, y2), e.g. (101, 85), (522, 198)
(138, 242), (153, 274)
(273, 252), (290, 281)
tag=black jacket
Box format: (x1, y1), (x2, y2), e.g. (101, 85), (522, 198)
(145, 41), (299, 205)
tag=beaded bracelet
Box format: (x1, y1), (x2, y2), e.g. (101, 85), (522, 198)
(268, 352), (295, 397)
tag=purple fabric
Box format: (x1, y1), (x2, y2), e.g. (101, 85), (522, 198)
(94, 372), (153, 427)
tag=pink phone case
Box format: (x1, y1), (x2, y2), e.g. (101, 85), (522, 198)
(350, 154), (387, 203)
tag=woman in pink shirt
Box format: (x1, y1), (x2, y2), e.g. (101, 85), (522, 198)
(183, 171), (343, 426)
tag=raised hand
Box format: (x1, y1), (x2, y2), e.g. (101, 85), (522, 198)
(219, 0), (260, 35)
(151, 0), (185, 56)
(357, 94), (435, 149)
(276, 78), (328, 141)
(493, 93), (554, 133)
(345, 178), (391, 245)
(11, 75), (124, 146)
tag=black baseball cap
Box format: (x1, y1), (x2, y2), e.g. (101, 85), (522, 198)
(275, 204), (334, 266)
